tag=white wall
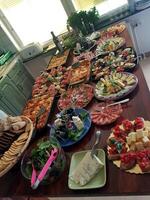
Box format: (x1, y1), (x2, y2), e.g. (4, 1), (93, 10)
(126, 7), (150, 55)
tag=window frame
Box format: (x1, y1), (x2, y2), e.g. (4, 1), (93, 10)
(0, 0), (128, 50)
(0, 9), (23, 50)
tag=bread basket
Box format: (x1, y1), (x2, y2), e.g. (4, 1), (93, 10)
(0, 116), (33, 177)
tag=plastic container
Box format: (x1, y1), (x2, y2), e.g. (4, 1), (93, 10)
(0, 51), (12, 66)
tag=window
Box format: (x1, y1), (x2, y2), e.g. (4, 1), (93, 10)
(72, 0), (128, 15)
(0, 0), (68, 46)
(0, 0), (128, 48)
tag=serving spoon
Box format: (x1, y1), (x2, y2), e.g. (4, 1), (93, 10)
(91, 130), (101, 158)
(94, 98), (129, 111)
(91, 130), (104, 165)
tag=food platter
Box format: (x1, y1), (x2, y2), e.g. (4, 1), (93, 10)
(58, 84), (94, 111)
(118, 47), (137, 63)
(0, 116), (33, 177)
(107, 118), (150, 174)
(91, 47), (137, 81)
(47, 49), (70, 71)
(99, 24), (126, 39)
(106, 23), (126, 35)
(95, 72), (138, 101)
(69, 60), (91, 85)
(91, 102), (123, 125)
(32, 80), (56, 98)
(22, 94), (54, 129)
(50, 108), (91, 147)
(47, 65), (71, 94)
(73, 51), (95, 63)
(96, 37), (125, 56)
(31, 72), (58, 97)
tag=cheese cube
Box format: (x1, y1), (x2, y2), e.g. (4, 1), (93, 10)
(145, 126), (150, 138)
(54, 118), (63, 128)
(135, 142), (144, 151)
(128, 132), (136, 142)
(146, 126), (150, 131)
(126, 136), (132, 145)
(142, 130), (149, 137)
(136, 129), (143, 133)
(142, 136), (149, 143)
(129, 144), (136, 151)
(145, 129), (150, 138)
(72, 116), (84, 130)
(136, 130), (144, 140)
(144, 121), (150, 128)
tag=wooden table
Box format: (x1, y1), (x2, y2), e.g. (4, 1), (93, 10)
(1, 27), (150, 198)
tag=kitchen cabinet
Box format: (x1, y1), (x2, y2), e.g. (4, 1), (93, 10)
(7, 59), (34, 99)
(0, 76), (27, 115)
(125, 7), (150, 56)
(0, 56), (34, 115)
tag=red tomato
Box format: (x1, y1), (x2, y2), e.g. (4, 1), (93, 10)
(122, 119), (133, 132)
(134, 117), (144, 130)
(108, 147), (118, 155)
(113, 125), (125, 138)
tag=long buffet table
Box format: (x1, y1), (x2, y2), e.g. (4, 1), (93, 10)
(1, 26), (150, 198)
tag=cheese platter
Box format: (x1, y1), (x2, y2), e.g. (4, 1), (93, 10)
(107, 117), (150, 174)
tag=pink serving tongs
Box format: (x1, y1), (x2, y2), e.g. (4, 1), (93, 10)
(31, 148), (58, 189)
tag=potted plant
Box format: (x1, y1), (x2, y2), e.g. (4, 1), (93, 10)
(67, 12), (87, 35)
(87, 7), (100, 28)
(67, 7), (100, 35)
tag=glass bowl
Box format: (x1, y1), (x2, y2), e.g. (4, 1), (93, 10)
(21, 135), (66, 186)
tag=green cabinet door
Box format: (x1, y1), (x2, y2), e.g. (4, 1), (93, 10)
(0, 98), (13, 115)
(0, 76), (27, 115)
(16, 66), (34, 100)
(7, 59), (34, 100)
